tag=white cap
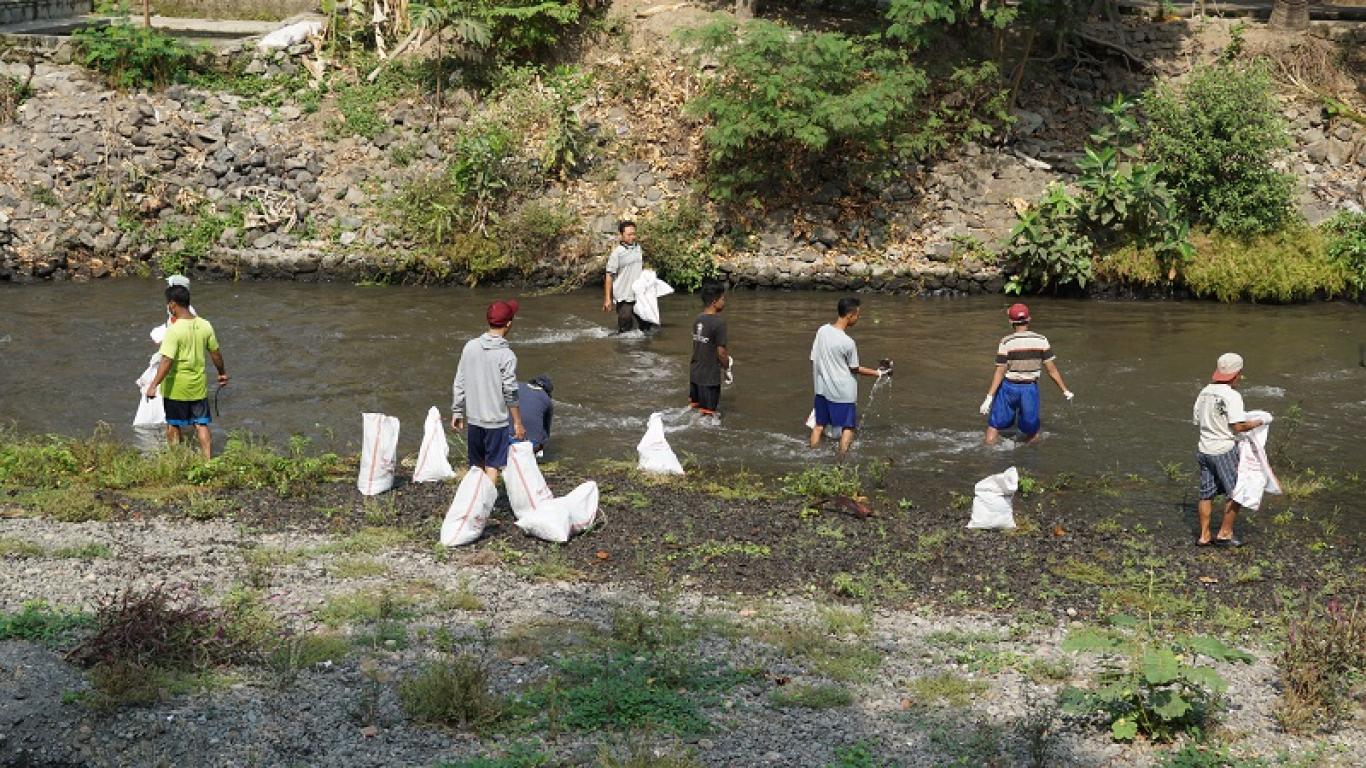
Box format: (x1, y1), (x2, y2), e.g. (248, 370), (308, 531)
(166, 274), (191, 288)
(1212, 352), (1243, 383)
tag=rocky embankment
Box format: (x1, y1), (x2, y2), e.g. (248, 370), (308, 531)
(0, 18), (1363, 290)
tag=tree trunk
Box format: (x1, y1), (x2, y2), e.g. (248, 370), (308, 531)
(143, 0), (151, 29)
(734, 0), (756, 21)
(1269, 0), (1310, 31)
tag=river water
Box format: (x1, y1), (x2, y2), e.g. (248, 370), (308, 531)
(1, 282), (1363, 519)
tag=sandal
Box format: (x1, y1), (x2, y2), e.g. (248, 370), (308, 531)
(1214, 537), (1243, 548)
(1195, 539), (1213, 547)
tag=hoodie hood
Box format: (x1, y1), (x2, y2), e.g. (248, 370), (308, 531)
(479, 332), (510, 351)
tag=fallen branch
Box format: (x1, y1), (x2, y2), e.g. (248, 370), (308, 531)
(1074, 30), (1151, 72)
(366, 25), (427, 83)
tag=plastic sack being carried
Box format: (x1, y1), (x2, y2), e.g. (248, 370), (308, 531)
(966, 466), (1018, 530)
(505, 441), (555, 519)
(413, 406), (456, 483)
(516, 481), (600, 543)
(357, 413), (401, 496)
(441, 467), (497, 546)
(637, 412), (684, 475)
(1231, 410), (1281, 511)
(133, 354), (165, 427)
(631, 269), (675, 326)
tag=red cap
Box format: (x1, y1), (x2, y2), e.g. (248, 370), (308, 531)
(487, 299), (519, 328)
(1007, 303), (1031, 323)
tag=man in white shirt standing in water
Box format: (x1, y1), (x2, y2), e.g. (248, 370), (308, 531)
(602, 220), (653, 334)
(808, 297), (888, 456)
(1192, 353), (1263, 547)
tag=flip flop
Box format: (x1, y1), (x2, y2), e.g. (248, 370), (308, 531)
(1195, 539), (1213, 547)
(1214, 537), (1243, 548)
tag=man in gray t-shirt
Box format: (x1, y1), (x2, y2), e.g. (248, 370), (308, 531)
(602, 221), (653, 334)
(808, 297), (888, 455)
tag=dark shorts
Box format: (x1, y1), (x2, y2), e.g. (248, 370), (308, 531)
(1197, 445), (1241, 501)
(164, 397), (211, 427)
(987, 379), (1041, 436)
(615, 301), (656, 334)
(689, 381), (721, 414)
(467, 424), (511, 470)
(813, 395), (857, 430)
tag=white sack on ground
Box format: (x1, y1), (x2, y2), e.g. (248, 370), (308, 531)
(133, 354), (165, 427)
(357, 413), (400, 496)
(505, 440), (554, 519)
(516, 481), (601, 543)
(967, 466), (1018, 530)
(412, 406), (456, 483)
(1231, 410), (1281, 511)
(631, 269), (674, 326)
(637, 412), (684, 475)
(257, 20), (324, 51)
(441, 468), (497, 546)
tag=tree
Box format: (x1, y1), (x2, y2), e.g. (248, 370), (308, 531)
(1269, 0), (1309, 31)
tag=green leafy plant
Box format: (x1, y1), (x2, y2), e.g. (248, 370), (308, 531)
(1143, 62), (1295, 236)
(0, 601), (93, 646)
(400, 651), (504, 729)
(638, 200), (718, 293)
(73, 23), (203, 89)
(1322, 211), (1366, 296)
(884, 0), (1017, 51)
(1274, 597), (1366, 734)
(781, 465), (862, 500)
(1003, 183), (1094, 293)
(1059, 619), (1252, 742)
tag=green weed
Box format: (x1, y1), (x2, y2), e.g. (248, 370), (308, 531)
(770, 683), (854, 709)
(0, 601), (93, 646)
(906, 672), (987, 707)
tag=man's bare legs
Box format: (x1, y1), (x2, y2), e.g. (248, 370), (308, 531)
(1197, 498), (1240, 544)
(837, 427), (855, 455)
(483, 467), (500, 485)
(194, 425), (212, 460)
(984, 426), (1000, 446)
(809, 425), (824, 449)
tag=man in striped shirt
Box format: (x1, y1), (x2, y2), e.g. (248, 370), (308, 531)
(979, 303), (1074, 445)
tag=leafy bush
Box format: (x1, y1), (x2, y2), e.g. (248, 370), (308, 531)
(1143, 63), (1295, 236)
(73, 23), (203, 89)
(1275, 597), (1366, 734)
(477, 0), (591, 64)
(1060, 624), (1252, 742)
(781, 465), (862, 500)
(685, 20), (927, 203)
(0, 601), (93, 646)
(67, 586), (258, 671)
(400, 652), (504, 729)
(1322, 211), (1366, 296)
(1003, 183), (1094, 293)
(638, 200), (717, 293)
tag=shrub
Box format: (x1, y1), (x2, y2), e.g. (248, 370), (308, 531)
(1182, 228), (1350, 302)
(1275, 597), (1366, 734)
(684, 20), (928, 203)
(73, 23), (203, 89)
(1003, 183), (1094, 293)
(401, 652), (504, 729)
(0, 601), (93, 646)
(1322, 211), (1366, 296)
(638, 201), (717, 293)
(781, 465), (862, 500)
(1059, 625), (1252, 742)
(478, 0), (590, 64)
(770, 682), (855, 709)
(1143, 63), (1295, 236)
(67, 586), (257, 671)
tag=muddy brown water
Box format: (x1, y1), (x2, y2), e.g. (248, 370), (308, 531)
(1, 281), (1363, 525)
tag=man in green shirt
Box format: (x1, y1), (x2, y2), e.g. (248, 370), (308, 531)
(143, 285), (229, 458)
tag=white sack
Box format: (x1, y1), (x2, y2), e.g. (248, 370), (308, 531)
(805, 409), (816, 430)
(516, 481), (601, 543)
(412, 406), (456, 483)
(967, 466), (1018, 530)
(357, 413), (400, 496)
(441, 468), (497, 546)
(631, 269), (675, 326)
(1231, 410), (1281, 511)
(133, 354), (166, 427)
(637, 412), (684, 475)
(257, 20), (324, 51)
(505, 440), (554, 519)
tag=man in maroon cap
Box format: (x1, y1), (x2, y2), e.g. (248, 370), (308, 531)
(451, 299), (526, 481)
(979, 303), (1073, 445)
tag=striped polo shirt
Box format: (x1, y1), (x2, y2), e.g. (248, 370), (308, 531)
(995, 330), (1055, 383)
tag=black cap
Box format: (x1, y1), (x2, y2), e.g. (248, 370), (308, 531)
(531, 374), (553, 396)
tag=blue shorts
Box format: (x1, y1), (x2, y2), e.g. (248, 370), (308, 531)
(467, 424), (511, 469)
(987, 380), (1041, 436)
(164, 397), (211, 427)
(813, 395), (857, 430)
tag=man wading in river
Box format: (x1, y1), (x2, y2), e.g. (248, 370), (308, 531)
(451, 300), (526, 483)
(143, 285), (228, 459)
(1192, 353), (1263, 547)
(980, 303), (1073, 446)
(809, 297), (887, 456)
(689, 281), (730, 418)
(602, 221), (653, 335)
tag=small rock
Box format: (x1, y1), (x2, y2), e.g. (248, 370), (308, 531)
(344, 186), (367, 206)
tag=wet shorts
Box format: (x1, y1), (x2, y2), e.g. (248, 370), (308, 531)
(813, 395), (857, 430)
(689, 381), (721, 414)
(988, 379), (1041, 436)
(467, 424), (511, 470)
(1197, 445), (1241, 501)
(163, 397), (211, 427)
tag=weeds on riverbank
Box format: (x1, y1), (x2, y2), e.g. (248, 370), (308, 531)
(1274, 597), (1366, 734)
(0, 601), (93, 647)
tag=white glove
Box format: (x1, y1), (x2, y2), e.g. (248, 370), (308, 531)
(723, 356), (734, 386)
(1063, 390), (1075, 402)
(979, 395), (993, 416)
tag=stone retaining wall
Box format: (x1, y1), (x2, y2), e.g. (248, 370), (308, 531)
(0, 0), (89, 25)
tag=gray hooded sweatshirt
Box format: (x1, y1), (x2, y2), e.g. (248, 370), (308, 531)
(451, 332), (519, 428)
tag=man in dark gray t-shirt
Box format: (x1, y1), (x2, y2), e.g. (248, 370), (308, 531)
(689, 282), (729, 416)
